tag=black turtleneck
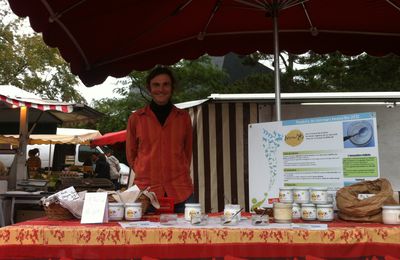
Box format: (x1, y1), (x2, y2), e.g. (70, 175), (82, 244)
(150, 100), (173, 126)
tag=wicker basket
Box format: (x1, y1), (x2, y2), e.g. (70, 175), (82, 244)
(43, 202), (75, 220)
(136, 194), (151, 213)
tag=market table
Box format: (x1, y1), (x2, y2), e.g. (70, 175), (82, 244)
(0, 215), (399, 260)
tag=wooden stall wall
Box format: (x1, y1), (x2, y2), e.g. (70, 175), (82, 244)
(187, 102), (259, 213)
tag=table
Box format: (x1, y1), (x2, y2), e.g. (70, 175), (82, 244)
(0, 191), (52, 225)
(0, 216), (400, 260)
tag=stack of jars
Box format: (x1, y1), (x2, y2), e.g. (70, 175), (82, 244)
(278, 186), (335, 222)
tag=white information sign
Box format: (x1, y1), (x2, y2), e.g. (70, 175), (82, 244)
(249, 112), (380, 209)
(81, 192), (109, 224)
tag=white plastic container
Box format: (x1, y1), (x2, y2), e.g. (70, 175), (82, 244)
(125, 202), (142, 221)
(316, 204), (334, 221)
(310, 187), (328, 204)
(292, 203), (301, 219)
(279, 187), (294, 203)
(184, 203), (201, 221)
(301, 203), (316, 220)
(382, 205), (400, 225)
(108, 202), (124, 221)
(273, 202), (292, 223)
(293, 187), (310, 204)
(224, 204), (241, 222)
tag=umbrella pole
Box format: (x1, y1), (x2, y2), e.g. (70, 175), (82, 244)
(272, 3), (282, 121)
(15, 106), (28, 186)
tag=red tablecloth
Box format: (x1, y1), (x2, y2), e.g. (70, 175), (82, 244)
(0, 216), (399, 260)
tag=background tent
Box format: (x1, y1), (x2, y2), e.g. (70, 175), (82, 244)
(0, 85), (102, 188)
(90, 130), (126, 148)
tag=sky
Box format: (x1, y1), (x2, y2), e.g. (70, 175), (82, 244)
(75, 77), (124, 103)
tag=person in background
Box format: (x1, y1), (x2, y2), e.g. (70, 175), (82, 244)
(126, 66), (194, 213)
(105, 151), (121, 190)
(0, 159), (7, 176)
(94, 153), (110, 179)
(26, 148), (41, 178)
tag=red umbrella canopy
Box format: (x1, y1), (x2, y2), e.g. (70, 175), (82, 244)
(7, 0), (400, 87)
(90, 130), (126, 148)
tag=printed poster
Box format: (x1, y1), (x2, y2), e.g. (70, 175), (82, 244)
(248, 112), (379, 209)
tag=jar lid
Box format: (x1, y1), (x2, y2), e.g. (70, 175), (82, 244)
(293, 187), (309, 190)
(280, 187), (293, 190)
(310, 187), (328, 190)
(382, 205), (400, 210)
(125, 202), (142, 206)
(316, 204), (333, 208)
(301, 203), (315, 207)
(109, 203), (124, 206)
(185, 203), (201, 207)
(273, 202), (292, 208)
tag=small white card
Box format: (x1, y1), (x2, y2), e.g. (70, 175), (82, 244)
(81, 192), (109, 224)
(47, 186), (80, 201)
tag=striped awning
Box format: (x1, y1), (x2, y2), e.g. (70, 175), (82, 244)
(0, 94), (73, 113)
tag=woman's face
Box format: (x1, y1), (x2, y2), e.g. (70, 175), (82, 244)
(149, 74), (173, 105)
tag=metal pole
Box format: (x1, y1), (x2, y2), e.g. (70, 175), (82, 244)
(272, 3), (282, 121)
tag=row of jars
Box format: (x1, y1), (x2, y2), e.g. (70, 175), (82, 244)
(108, 202), (142, 221)
(274, 202), (334, 222)
(279, 186), (331, 204)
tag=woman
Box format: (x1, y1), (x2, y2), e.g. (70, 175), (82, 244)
(126, 66), (194, 213)
(26, 148), (41, 178)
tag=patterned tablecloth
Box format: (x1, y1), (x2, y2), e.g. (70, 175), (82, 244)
(0, 215), (399, 260)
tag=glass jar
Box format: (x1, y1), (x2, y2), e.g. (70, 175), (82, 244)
(224, 204), (241, 222)
(108, 202), (124, 221)
(316, 204), (334, 221)
(382, 205), (400, 225)
(310, 187), (328, 204)
(184, 203), (201, 221)
(293, 187), (310, 204)
(292, 203), (301, 219)
(279, 187), (294, 203)
(125, 202), (142, 221)
(301, 203), (316, 221)
(273, 202), (292, 223)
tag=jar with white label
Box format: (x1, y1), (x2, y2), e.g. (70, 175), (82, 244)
(310, 187), (328, 204)
(316, 204), (334, 221)
(292, 203), (301, 219)
(382, 205), (400, 225)
(279, 187), (294, 203)
(293, 187), (310, 204)
(273, 202), (292, 223)
(108, 202), (124, 221)
(224, 204), (241, 222)
(184, 203), (201, 221)
(301, 203), (316, 221)
(125, 202), (142, 221)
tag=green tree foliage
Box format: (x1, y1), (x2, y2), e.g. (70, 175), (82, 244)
(0, 1), (85, 103)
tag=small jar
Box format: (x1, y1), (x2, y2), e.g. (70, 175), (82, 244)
(224, 204), (241, 222)
(316, 204), (334, 221)
(279, 187), (294, 203)
(273, 202), (292, 223)
(301, 203), (316, 221)
(310, 187), (328, 204)
(293, 187), (310, 204)
(382, 205), (400, 225)
(184, 203), (201, 221)
(108, 202), (124, 221)
(125, 202), (142, 221)
(292, 203), (301, 219)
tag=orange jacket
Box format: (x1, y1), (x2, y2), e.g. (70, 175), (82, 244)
(126, 105), (193, 203)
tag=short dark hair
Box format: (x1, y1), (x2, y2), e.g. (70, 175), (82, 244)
(146, 66), (175, 90)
